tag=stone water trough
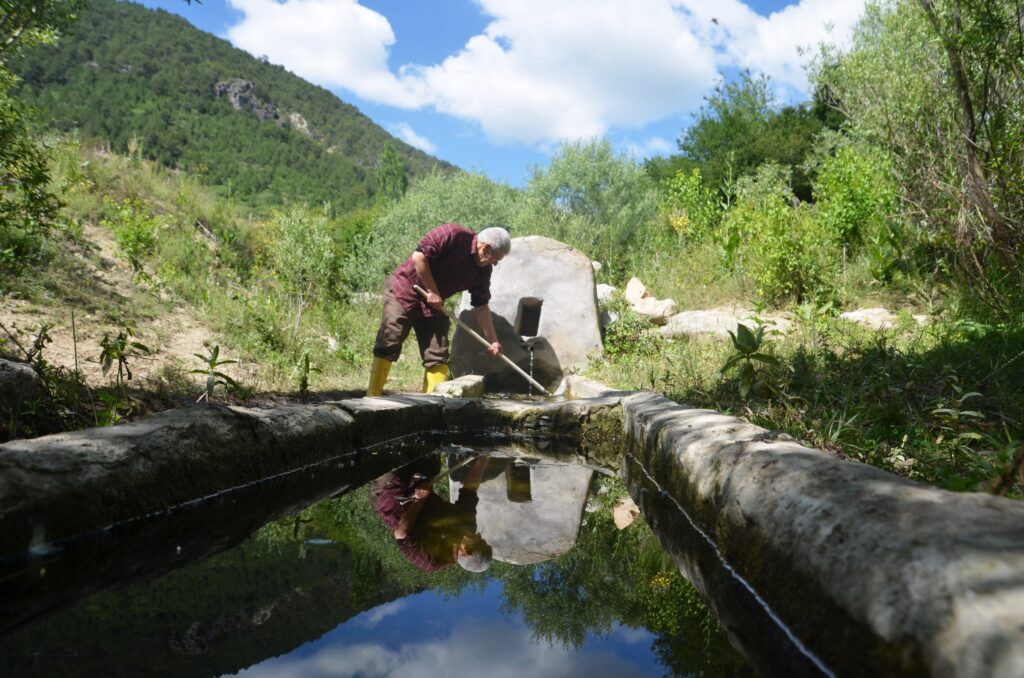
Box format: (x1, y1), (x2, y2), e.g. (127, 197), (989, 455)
(0, 381), (1022, 677)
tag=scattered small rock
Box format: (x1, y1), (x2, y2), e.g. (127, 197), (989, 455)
(839, 308), (927, 330)
(622, 277), (678, 325)
(624, 278), (648, 305)
(613, 496), (640, 530)
(632, 297), (678, 325)
(596, 284), (617, 303)
(659, 309), (793, 338)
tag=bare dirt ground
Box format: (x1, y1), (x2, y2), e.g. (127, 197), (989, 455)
(0, 224), (257, 392)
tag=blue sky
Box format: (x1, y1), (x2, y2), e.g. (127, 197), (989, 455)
(138, 0), (867, 186)
(237, 583), (666, 677)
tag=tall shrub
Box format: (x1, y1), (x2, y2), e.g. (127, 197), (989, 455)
(721, 165), (838, 302)
(521, 138), (659, 280)
(270, 206), (338, 332)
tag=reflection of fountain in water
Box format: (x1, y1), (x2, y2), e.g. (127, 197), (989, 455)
(449, 450), (594, 566)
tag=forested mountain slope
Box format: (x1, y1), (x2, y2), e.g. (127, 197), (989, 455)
(11, 0), (455, 211)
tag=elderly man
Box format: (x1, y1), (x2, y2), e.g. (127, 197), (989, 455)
(366, 224), (511, 395)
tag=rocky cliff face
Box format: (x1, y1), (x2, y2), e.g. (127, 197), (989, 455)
(214, 79), (312, 138)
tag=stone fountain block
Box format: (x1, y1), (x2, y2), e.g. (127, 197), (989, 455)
(450, 236), (603, 393)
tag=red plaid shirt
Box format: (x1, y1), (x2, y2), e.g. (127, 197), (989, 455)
(369, 471), (479, 573)
(390, 224), (493, 317)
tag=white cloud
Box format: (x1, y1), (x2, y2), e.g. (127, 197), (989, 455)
(626, 136), (674, 159)
(224, 0), (867, 146)
(359, 600), (408, 629)
(226, 0), (424, 107)
(237, 620), (652, 678)
(407, 0), (719, 144)
(390, 122), (437, 154)
(675, 0), (866, 93)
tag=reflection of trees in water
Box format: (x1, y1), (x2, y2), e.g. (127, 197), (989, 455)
(0, 462), (748, 677)
(489, 475), (751, 677)
(303, 467), (749, 676)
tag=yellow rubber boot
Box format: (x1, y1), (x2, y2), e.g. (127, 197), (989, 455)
(366, 357), (392, 397)
(423, 364), (450, 393)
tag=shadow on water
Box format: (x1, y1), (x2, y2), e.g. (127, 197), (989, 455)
(0, 435), (753, 678)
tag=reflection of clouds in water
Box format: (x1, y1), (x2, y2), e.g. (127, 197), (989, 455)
(612, 624), (652, 646)
(359, 600), (408, 629)
(238, 620), (650, 678)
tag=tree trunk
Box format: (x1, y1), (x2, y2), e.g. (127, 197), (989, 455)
(918, 0), (1009, 248)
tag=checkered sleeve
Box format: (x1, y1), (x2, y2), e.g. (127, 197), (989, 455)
(416, 224), (459, 262)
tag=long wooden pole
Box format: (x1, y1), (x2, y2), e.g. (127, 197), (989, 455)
(414, 285), (550, 395)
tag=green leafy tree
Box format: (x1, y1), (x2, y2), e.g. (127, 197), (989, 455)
(666, 71), (838, 201)
(812, 0), (1024, 315)
(0, 0), (82, 56)
(521, 138), (659, 279)
(376, 141), (407, 203)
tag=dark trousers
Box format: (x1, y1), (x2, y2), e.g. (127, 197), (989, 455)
(372, 281), (451, 367)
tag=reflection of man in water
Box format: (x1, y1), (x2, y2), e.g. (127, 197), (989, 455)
(369, 456), (493, 573)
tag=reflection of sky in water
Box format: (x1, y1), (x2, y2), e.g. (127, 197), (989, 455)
(237, 581), (658, 678)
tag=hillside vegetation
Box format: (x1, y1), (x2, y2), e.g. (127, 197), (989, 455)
(9, 0), (454, 211)
(1, 0), (1021, 497)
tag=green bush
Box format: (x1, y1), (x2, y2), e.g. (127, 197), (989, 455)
(811, 134), (899, 249)
(602, 297), (665, 358)
(0, 66), (60, 278)
(720, 164), (839, 303)
(100, 196), (159, 274)
(269, 206), (339, 335)
(153, 222), (217, 305)
(659, 168), (721, 242)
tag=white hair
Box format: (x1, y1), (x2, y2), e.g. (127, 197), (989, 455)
(457, 551), (492, 573)
(477, 227), (511, 256)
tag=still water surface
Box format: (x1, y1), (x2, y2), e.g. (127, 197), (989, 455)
(0, 444), (752, 677)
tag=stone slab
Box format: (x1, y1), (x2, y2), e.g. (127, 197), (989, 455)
(432, 375), (485, 398)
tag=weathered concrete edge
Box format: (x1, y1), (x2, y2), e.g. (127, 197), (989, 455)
(0, 393), (627, 557)
(7, 384), (1022, 678)
(622, 391), (1024, 678)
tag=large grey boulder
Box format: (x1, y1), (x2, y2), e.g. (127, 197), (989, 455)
(450, 236), (603, 393)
